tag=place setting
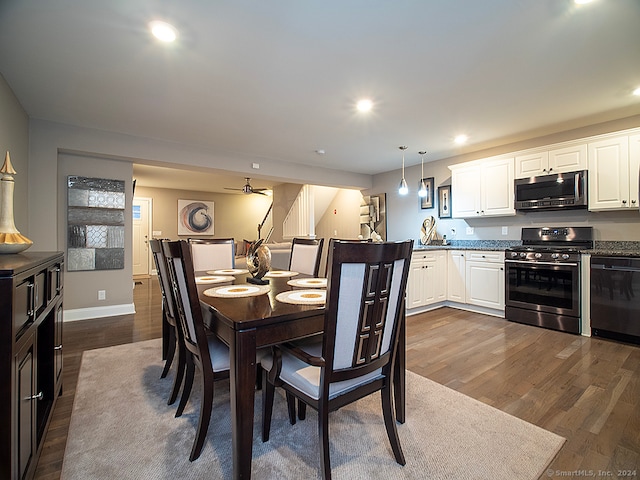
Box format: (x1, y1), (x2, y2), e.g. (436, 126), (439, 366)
(276, 289), (326, 305)
(287, 277), (327, 288)
(264, 270), (299, 278)
(203, 284), (271, 298)
(195, 275), (234, 285)
(207, 268), (249, 275)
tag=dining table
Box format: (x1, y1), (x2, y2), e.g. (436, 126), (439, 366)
(196, 269), (406, 480)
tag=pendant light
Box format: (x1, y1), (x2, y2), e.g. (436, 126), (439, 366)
(398, 146), (408, 195)
(418, 151), (427, 197)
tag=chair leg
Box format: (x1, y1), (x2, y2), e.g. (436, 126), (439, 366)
(381, 384), (406, 465)
(189, 370), (213, 462)
(261, 369), (275, 442)
(318, 404), (332, 480)
(176, 359), (195, 417)
(160, 326), (176, 378)
(286, 391), (297, 425)
(168, 337), (186, 405)
(298, 399), (307, 420)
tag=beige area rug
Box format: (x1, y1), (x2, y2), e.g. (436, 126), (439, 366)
(61, 339), (564, 479)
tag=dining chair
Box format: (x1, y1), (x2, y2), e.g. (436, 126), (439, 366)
(288, 237), (324, 276)
(162, 240), (231, 461)
(188, 237), (235, 272)
(261, 239), (413, 480)
(150, 239), (186, 407)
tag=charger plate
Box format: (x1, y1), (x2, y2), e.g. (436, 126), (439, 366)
(264, 270), (299, 278)
(208, 268), (249, 275)
(195, 275), (234, 285)
(287, 278), (327, 288)
(276, 290), (326, 305)
(203, 285), (271, 298)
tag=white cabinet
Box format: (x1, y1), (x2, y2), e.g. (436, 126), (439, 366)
(465, 251), (504, 310)
(515, 143), (587, 179)
(407, 250), (446, 310)
(447, 250), (466, 303)
(588, 135), (638, 211)
(450, 156), (515, 218)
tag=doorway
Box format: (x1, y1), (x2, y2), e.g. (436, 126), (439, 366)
(132, 197), (152, 276)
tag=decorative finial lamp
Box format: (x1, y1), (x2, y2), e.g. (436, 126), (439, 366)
(0, 151), (33, 253)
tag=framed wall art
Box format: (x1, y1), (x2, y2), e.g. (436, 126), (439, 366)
(419, 177), (435, 209)
(438, 185), (452, 218)
(67, 176), (126, 271)
(178, 199), (214, 235)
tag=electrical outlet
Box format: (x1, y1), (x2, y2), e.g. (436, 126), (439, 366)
(98, 290), (106, 300)
(502, 226), (508, 235)
(466, 227), (474, 235)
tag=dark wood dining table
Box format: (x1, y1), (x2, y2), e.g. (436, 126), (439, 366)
(197, 270), (406, 480)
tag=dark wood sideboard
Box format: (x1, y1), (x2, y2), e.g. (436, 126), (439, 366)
(0, 252), (64, 480)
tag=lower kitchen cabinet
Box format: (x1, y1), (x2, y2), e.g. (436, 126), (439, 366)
(407, 251), (447, 310)
(1, 252), (64, 480)
(447, 250), (466, 302)
(465, 251), (505, 310)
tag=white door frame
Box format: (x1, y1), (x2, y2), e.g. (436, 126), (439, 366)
(133, 196), (153, 276)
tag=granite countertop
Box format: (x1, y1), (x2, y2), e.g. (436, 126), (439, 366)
(414, 240), (640, 257)
(413, 240), (519, 252)
(584, 241), (640, 257)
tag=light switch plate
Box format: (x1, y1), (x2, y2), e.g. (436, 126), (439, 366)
(502, 226), (508, 235)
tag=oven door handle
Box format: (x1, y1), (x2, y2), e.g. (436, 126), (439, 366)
(505, 259), (578, 267)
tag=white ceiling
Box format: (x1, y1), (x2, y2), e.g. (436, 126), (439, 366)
(1, 0), (639, 192)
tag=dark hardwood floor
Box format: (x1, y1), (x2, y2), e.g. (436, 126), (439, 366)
(34, 278), (639, 479)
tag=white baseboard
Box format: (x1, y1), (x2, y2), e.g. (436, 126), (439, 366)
(407, 301), (504, 319)
(63, 303), (136, 322)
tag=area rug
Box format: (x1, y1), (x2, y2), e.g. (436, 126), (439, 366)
(61, 339), (564, 479)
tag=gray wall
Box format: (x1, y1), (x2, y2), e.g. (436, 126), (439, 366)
(0, 73), (29, 236)
(369, 116), (640, 243)
(57, 152), (134, 310)
(134, 185), (273, 243)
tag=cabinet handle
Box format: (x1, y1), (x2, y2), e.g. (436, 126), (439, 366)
(27, 283), (35, 316)
(622, 199), (627, 204)
(54, 344), (63, 351)
(25, 392), (43, 401)
(632, 199), (637, 205)
(543, 168), (547, 173)
(548, 168), (553, 173)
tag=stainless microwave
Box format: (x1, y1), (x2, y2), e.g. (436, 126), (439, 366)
(515, 170), (588, 211)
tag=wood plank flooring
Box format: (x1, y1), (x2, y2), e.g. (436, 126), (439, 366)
(34, 278), (639, 479)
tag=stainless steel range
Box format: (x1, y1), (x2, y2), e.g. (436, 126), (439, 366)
(504, 226), (593, 334)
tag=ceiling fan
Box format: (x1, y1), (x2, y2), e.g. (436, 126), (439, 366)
(225, 177), (269, 195)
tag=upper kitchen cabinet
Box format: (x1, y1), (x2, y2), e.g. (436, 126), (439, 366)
(588, 134), (638, 211)
(515, 143), (587, 179)
(449, 156), (515, 218)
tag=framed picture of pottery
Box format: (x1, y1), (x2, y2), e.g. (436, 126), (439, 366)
(178, 199), (214, 236)
(438, 185), (452, 218)
(67, 176), (126, 271)
(419, 177), (435, 209)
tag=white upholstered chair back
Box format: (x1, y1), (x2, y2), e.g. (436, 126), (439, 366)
(288, 237), (324, 276)
(188, 238), (235, 272)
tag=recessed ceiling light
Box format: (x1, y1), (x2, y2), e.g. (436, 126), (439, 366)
(356, 99), (373, 113)
(149, 21), (177, 42)
(454, 134), (468, 145)
(633, 87), (640, 96)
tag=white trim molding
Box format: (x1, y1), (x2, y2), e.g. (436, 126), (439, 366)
(63, 303), (136, 322)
